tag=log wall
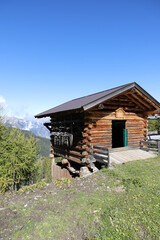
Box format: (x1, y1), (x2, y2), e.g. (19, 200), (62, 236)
(50, 108), (147, 164)
(84, 109), (147, 148)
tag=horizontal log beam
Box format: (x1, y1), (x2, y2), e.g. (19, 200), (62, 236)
(53, 146), (87, 158)
(144, 109), (160, 114)
(54, 150), (82, 164)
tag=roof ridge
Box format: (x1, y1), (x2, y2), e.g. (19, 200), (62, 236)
(69, 82), (133, 103)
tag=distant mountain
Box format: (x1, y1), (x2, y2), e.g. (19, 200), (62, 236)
(5, 116), (50, 139)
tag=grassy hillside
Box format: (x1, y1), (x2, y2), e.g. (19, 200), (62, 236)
(36, 135), (50, 158)
(19, 129), (50, 158)
(0, 156), (159, 239)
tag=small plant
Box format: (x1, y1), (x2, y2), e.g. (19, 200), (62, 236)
(18, 181), (47, 194)
(122, 177), (142, 188)
(36, 181), (47, 189)
(54, 178), (71, 188)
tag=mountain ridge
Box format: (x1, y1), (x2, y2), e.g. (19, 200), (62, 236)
(5, 116), (50, 139)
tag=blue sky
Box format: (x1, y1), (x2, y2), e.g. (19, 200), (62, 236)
(0, 0), (160, 118)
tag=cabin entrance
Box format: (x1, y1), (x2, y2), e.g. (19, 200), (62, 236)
(112, 120), (127, 148)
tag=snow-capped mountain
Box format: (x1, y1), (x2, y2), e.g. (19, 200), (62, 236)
(5, 116), (50, 139)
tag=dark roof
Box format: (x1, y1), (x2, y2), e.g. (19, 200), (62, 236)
(35, 82), (160, 118)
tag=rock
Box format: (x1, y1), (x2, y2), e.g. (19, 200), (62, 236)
(79, 167), (92, 178)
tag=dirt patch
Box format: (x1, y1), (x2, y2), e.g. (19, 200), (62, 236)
(0, 208), (19, 240)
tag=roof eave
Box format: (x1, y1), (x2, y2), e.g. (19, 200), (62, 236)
(35, 107), (83, 119)
(35, 114), (50, 119)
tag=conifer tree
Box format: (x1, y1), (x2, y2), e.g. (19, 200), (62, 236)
(0, 113), (39, 192)
(155, 119), (160, 132)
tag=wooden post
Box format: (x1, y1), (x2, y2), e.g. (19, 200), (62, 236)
(107, 148), (110, 167)
(50, 153), (55, 181)
(158, 140), (160, 155)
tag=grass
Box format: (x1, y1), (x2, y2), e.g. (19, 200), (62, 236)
(1, 156), (160, 240)
(96, 157), (160, 240)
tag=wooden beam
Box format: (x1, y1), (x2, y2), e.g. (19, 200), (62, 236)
(102, 105), (142, 111)
(54, 152), (82, 164)
(144, 109), (160, 114)
(125, 94), (146, 110)
(104, 100), (136, 106)
(53, 146), (86, 158)
(128, 91), (153, 109)
(129, 93), (150, 110)
(135, 88), (159, 109)
(124, 107), (143, 112)
(103, 103), (135, 107)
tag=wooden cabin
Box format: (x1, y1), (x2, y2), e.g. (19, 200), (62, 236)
(35, 82), (160, 177)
